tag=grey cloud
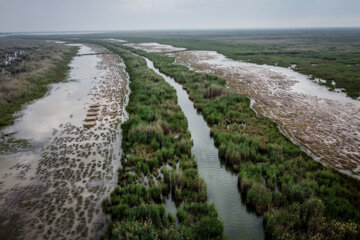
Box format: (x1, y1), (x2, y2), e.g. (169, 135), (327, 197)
(0, 0), (359, 32)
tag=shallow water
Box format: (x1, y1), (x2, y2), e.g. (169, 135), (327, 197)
(4, 45), (99, 143)
(175, 50), (360, 178)
(0, 44), (129, 239)
(197, 51), (358, 104)
(145, 58), (264, 240)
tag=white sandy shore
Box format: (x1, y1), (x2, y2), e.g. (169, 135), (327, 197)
(175, 50), (360, 178)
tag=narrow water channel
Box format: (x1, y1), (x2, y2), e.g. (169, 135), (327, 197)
(144, 58), (264, 240)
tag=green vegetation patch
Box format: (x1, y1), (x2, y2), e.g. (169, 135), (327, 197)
(100, 44), (224, 240)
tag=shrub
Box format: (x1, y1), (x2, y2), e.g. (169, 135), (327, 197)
(203, 84), (224, 99)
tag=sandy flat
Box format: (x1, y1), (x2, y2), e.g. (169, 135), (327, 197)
(125, 42), (186, 53)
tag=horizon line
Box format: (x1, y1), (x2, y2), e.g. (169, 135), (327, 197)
(1, 26), (360, 35)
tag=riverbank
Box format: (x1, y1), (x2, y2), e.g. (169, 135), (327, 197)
(0, 39), (78, 129)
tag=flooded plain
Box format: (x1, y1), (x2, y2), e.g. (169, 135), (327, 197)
(0, 44), (129, 239)
(145, 58), (264, 240)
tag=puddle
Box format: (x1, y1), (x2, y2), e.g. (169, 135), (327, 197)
(145, 58), (264, 240)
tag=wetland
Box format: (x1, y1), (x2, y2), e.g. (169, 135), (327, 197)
(1, 29), (359, 240)
(0, 43), (129, 239)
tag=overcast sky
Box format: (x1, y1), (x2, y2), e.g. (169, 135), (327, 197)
(1, 0), (360, 32)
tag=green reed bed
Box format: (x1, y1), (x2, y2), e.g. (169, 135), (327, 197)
(100, 45), (224, 240)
